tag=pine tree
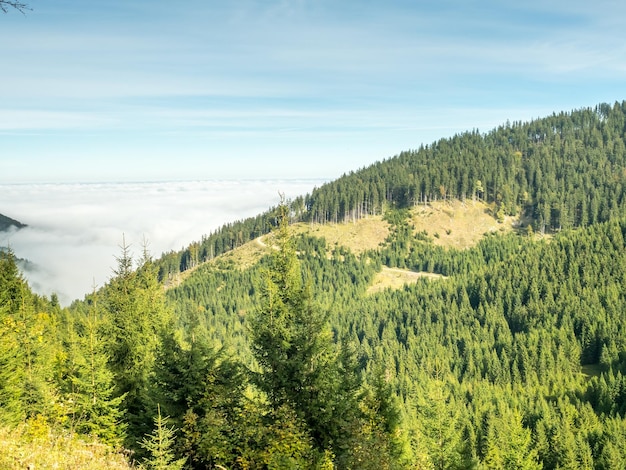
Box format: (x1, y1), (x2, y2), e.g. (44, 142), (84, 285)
(103, 238), (171, 443)
(250, 202), (335, 431)
(64, 290), (126, 445)
(413, 364), (468, 470)
(140, 404), (186, 470)
(249, 199), (362, 462)
(0, 249), (58, 425)
(0, 249), (27, 424)
(339, 371), (405, 470)
(482, 408), (541, 470)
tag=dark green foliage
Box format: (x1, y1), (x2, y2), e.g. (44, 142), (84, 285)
(150, 102), (626, 285)
(249, 205), (332, 405)
(162, 202), (626, 467)
(249, 203), (370, 462)
(159, 336), (255, 469)
(93, 240), (178, 450)
(304, 102), (626, 230)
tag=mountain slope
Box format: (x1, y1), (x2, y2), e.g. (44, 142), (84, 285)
(161, 101), (626, 468)
(156, 101), (626, 283)
(167, 204), (626, 468)
(0, 213), (26, 232)
(19, 100), (626, 468)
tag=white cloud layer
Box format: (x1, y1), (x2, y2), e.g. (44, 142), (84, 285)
(0, 179), (322, 305)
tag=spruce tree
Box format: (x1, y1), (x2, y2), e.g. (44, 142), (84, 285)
(140, 404), (186, 470)
(249, 200), (351, 455)
(0, 249), (58, 425)
(64, 290), (126, 445)
(0, 249), (27, 424)
(103, 238), (170, 444)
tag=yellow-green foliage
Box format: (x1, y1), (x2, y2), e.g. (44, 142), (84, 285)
(261, 404), (314, 469)
(0, 418), (131, 469)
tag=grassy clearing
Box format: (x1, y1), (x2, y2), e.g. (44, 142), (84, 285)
(293, 216), (390, 255)
(215, 235), (272, 270)
(367, 267), (445, 294)
(0, 424), (131, 470)
(410, 200), (516, 250)
(212, 216), (390, 270)
(365, 200), (518, 293)
(580, 363), (604, 379)
(171, 201), (518, 293)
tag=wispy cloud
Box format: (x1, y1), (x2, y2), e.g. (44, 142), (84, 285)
(0, 110), (113, 130)
(1, 1), (624, 184)
(1, 1), (622, 302)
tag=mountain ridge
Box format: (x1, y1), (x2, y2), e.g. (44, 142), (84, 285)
(155, 102), (626, 283)
(0, 212), (26, 232)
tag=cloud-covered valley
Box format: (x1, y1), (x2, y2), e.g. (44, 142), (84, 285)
(0, 179), (321, 305)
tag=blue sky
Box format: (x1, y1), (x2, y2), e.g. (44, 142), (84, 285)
(1, 0), (625, 183)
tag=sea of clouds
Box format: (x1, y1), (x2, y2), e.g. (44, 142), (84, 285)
(0, 179), (323, 305)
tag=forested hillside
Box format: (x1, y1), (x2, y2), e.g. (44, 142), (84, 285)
(160, 102), (626, 282)
(167, 209), (626, 468)
(2, 102), (626, 468)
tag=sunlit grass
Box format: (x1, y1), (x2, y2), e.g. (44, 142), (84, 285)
(367, 266), (445, 294)
(410, 200), (515, 250)
(0, 423), (132, 470)
(293, 215), (390, 255)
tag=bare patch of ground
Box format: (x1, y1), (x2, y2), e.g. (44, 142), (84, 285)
(367, 266), (445, 294)
(293, 216), (390, 255)
(410, 200), (517, 249)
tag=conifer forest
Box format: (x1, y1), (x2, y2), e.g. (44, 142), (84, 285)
(3, 102), (626, 468)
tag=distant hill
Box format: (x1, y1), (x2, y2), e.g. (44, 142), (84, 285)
(155, 101), (626, 282)
(0, 213), (26, 232)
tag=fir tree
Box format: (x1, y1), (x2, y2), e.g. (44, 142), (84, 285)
(103, 238), (171, 444)
(0, 249), (58, 425)
(64, 290), (126, 445)
(249, 201), (340, 445)
(140, 404), (186, 470)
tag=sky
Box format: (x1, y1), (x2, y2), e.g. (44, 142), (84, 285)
(1, 0), (625, 183)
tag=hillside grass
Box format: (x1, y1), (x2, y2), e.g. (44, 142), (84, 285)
(214, 235), (273, 270)
(0, 422), (131, 470)
(171, 200), (518, 294)
(367, 266), (445, 294)
(367, 200), (519, 292)
(293, 215), (390, 254)
(176, 216), (391, 279)
(410, 199), (516, 249)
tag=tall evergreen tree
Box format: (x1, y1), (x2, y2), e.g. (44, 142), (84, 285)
(103, 238), (171, 444)
(249, 200), (402, 467)
(62, 290), (126, 445)
(249, 201), (343, 449)
(0, 249), (58, 425)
